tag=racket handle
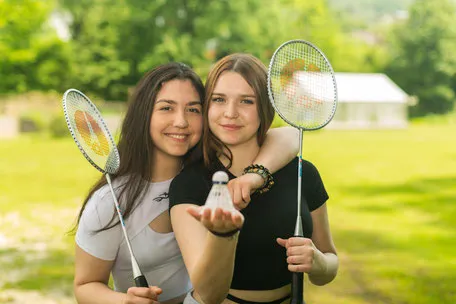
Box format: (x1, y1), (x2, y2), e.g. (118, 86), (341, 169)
(290, 272), (304, 304)
(134, 275), (149, 287)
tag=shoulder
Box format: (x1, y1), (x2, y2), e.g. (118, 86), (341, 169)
(79, 185), (114, 231)
(169, 160), (210, 208)
(301, 159), (321, 176)
(171, 160), (208, 189)
(274, 157), (322, 177)
(81, 177), (130, 229)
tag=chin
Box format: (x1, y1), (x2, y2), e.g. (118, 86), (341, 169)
(170, 150), (189, 157)
(161, 146), (188, 158)
(221, 140), (242, 147)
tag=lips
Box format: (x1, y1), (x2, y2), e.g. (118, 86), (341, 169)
(220, 124), (241, 131)
(165, 133), (189, 141)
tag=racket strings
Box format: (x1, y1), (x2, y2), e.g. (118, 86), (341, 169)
(63, 90), (120, 174)
(269, 41), (337, 129)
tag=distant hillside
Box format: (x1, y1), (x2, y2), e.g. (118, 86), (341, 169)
(329, 0), (412, 25)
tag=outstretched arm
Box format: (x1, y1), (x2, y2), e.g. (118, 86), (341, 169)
(171, 205), (243, 304)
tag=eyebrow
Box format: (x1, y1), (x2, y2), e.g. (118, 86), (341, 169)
(156, 99), (202, 106)
(212, 92), (256, 98)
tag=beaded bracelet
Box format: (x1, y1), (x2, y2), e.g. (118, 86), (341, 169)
(242, 164), (274, 194)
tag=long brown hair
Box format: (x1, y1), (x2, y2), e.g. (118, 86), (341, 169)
(72, 62), (204, 233)
(202, 53), (275, 169)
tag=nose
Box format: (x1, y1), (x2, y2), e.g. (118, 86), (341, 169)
(173, 110), (189, 128)
(224, 102), (239, 119)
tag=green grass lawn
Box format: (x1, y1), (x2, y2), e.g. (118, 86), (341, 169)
(0, 121), (455, 303)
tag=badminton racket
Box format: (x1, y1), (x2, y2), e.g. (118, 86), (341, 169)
(267, 40), (338, 304)
(62, 88), (149, 288)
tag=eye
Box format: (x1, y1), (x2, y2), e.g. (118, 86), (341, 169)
(211, 97), (224, 103)
(187, 107), (201, 114)
(241, 99), (254, 104)
(159, 106), (172, 111)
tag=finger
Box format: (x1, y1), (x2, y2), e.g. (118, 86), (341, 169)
(227, 180), (234, 192)
(241, 186), (251, 204)
(236, 202), (249, 210)
(234, 200), (248, 211)
(149, 286), (162, 299)
(149, 286), (162, 295)
(227, 181), (237, 204)
(213, 207), (224, 222)
(200, 208), (215, 229)
(276, 238), (288, 248)
(123, 295), (154, 304)
(288, 263), (312, 273)
(127, 286), (156, 298)
(287, 237), (312, 247)
(220, 209), (241, 230)
(187, 207), (202, 221)
(206, 208), (226, 230)
(231, 210), (244, 228)
(287, 254), (311, 265)
(232, 186), (242, 207)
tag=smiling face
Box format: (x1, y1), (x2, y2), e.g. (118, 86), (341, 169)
(208, 71), (260, 148)
(150, 79), (203, 161)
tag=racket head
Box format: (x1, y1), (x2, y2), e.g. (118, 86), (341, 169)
(268, 39), (338, 130)
(62, 89), (120, 174)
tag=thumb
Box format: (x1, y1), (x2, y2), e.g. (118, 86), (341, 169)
(276, 237), (288, 248)
(187, 206), (203, 220)
(150, 286), (162, 295)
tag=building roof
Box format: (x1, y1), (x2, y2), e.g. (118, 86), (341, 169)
(335, 72), (409, 103)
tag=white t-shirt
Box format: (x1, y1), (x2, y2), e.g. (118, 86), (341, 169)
(76, 177), (191, 301)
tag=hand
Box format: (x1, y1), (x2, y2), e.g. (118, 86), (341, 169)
(227, 173), (264, 210)
(187, 206), (244, 234)
(122, 286), (162, 304)
(277, 237), (323, 274)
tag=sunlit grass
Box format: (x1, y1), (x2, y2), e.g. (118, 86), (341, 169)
(0, 120), (455, 303)
(302, 123), (456, 304)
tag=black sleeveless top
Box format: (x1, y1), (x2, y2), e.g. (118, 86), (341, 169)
(169, 157), (329, 290)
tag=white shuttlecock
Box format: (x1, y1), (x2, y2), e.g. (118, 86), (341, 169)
(212, 171), (229, 184)
(204, 171), (235, 211)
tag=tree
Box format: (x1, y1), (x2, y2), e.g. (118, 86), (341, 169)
(0, 0), (70, 93)
(57, 0), (353, 100)
(57, 0), (130, 99)
(386, 0), (456, 116)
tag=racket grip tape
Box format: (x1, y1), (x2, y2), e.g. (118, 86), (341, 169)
(134, 275), (149, 287)
(290, 272), (304, 304)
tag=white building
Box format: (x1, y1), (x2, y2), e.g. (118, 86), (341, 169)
(328, 73), (411, 129)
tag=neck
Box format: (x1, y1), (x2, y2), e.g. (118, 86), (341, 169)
(219, 139), (260, 176)
(150, 152), (182, 182)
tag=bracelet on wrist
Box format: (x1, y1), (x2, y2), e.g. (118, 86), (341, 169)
(208, 228), (240, 238)
(242, 164), (274, 194)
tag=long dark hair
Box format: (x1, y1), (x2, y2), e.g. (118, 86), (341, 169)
(72, 62), (204, 233)
(202, 53), (275, 169)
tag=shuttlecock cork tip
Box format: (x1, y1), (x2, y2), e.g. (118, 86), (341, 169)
(212, 171), (229, 184)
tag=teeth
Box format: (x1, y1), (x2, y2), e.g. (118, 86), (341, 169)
(167, 134), (187, 139)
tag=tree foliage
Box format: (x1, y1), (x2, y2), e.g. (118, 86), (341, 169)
(386, 0), (456, 116)
(54, 0), (354, 100)
(3, 0), (454, 118)
(0, 0), (70, 93)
